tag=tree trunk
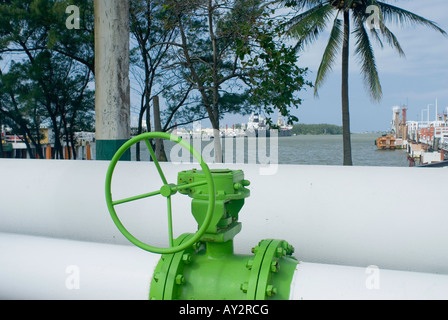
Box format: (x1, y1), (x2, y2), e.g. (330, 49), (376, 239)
(0, 117), (3, 158)
(136, 110), (143, 161)
(70, 130), (77, 160)
(50, 117), (63, 159)
(208, 0), (223, 164)
(211, 117), (223, 163)
(135, 98), (146, 161)
(153, 95), (167, 161)
(23, 136), (34, 159)
(341, 10), (353, 166)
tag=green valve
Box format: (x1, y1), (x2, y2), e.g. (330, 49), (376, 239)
(105, 132), (298, 300)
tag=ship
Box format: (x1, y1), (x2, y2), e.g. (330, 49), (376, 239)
(246, 112), (268, 137)
(245, 112), (293, 137)
(276, 117), (293, 137)
(375, 134), (398, 150)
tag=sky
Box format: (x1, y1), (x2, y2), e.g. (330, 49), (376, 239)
(217, 0), (448, 133)
(1, 1), (446, 134)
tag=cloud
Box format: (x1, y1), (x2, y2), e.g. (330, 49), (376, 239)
(297, 0), (448, 77)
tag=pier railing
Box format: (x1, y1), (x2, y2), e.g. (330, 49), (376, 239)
(435, 127), (448, 141)
(407, 122), (448, 151)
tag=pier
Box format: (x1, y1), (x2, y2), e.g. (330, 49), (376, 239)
(378, 105), (448, 166)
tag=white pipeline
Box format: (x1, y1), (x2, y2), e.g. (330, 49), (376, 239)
(289, 262), (448, 300)
(0, 159), (447, 275)
(1, 232), (447, 300)
(0, 233), (160, 300)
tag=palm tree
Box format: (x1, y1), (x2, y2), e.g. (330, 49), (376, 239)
(283, 0), (446, 165)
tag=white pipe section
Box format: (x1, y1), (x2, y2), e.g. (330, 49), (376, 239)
(1, 232), (447, 300)
(289, 262), (448, 300)
(0, 159), (447, 275)
(0, 233), (160, 300)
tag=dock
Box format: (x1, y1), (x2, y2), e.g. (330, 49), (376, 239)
(377, 105), (448, 166)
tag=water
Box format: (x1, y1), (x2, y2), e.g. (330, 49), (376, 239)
(97, 133), (408, 167)
(275, 133), (409, 167)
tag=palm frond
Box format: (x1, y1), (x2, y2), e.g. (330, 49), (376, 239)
(281, 0), (328, 10)
(367, 27), (384, 48)
(352, 14), (382, 101)
(378, 23), (405, 57)
(343, 0), (357, 9)
(314, 16), (343, 96)
(376, 1), (447, 36)
(285, 3), (335, 51)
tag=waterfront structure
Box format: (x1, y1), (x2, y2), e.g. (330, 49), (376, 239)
(378, 105), (448, 166)
(0, 126), (93, 160)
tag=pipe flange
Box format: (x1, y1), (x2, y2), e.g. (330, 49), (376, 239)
(150, 233), (204, 300)
(247, 239), (298, 300)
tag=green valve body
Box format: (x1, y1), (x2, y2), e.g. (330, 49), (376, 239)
(105, 133), (298, 300)
(149, 169), (298, 300)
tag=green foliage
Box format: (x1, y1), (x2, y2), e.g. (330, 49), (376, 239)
(1, 0), (314, 161)
(291, 123), (343, 135)
(160, 0), (312, 131)
(0, 0), (94, 159)
(243, 22), (312, 125)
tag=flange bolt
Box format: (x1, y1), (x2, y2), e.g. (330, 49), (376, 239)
(275, 247), (286, 258)
(182, 253), (192, 264)
(270, 261), (279, 273)
(176, 274), (186, 285)
(266, 285), (277, 297)
(282, 241), (295, 255)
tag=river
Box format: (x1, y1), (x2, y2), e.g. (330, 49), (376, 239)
(95, 133), (408, 167)
(275, 133), (408, 167)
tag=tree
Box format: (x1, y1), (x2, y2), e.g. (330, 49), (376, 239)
(0, 0), (94, 72)
(130, 0), (180, 161)
(0, 50), (94, 159)
(161, 0), (311, 162)
(0, 0), (94, 159)
(282, 0), (446, 165)
(0, 66), (45, 158)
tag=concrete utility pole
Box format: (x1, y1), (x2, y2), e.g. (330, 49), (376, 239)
(94, 0), (131, 160)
